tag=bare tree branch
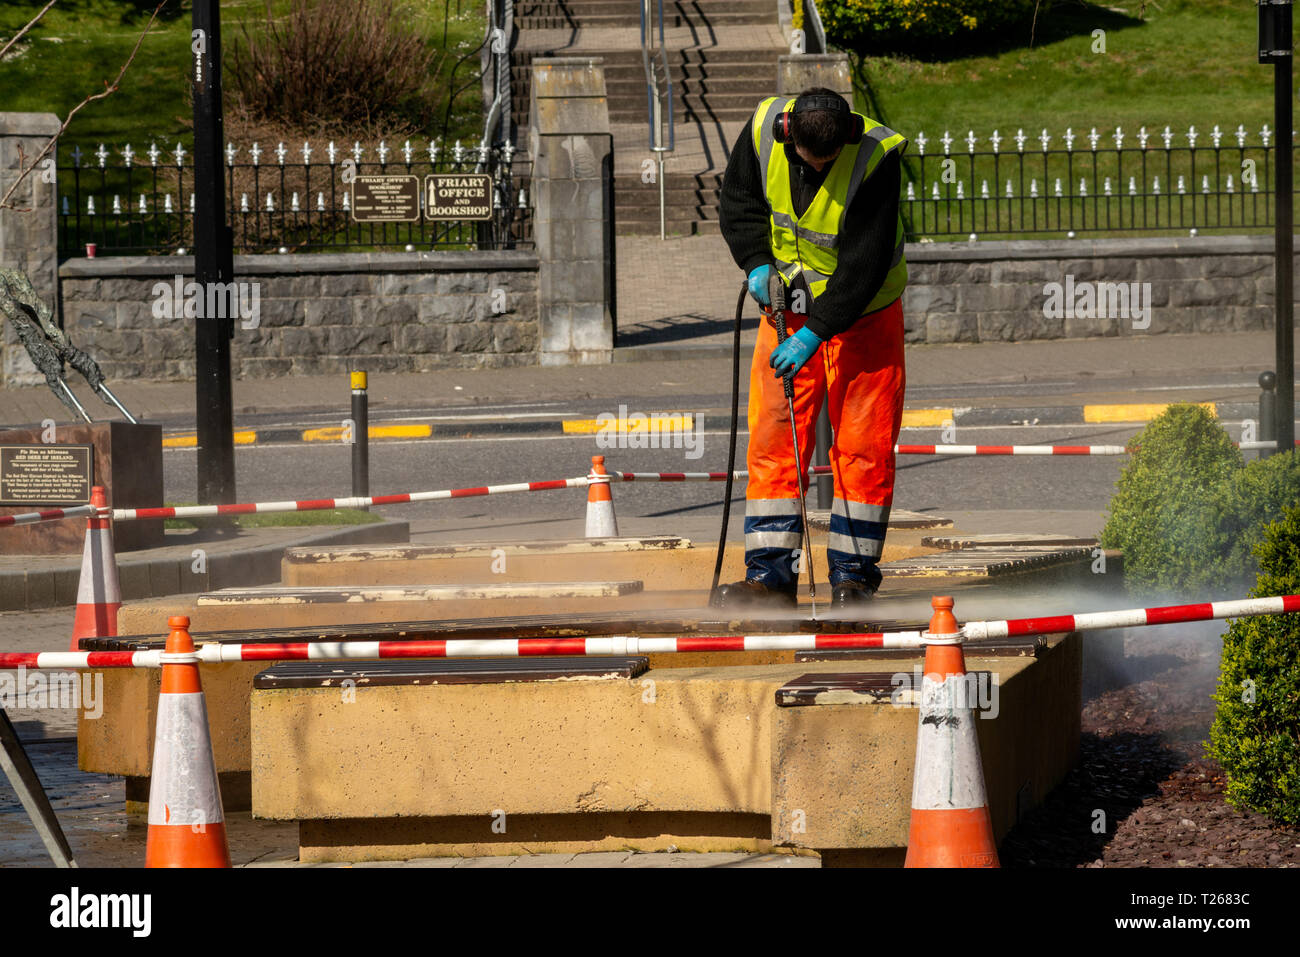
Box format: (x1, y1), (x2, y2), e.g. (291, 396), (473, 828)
(0, 0), (58, 65)
(0, 1), (168, 211)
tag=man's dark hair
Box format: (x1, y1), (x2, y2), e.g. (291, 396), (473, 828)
(791, 87), (849, 159)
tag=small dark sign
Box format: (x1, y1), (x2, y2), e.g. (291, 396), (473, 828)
(0, 444), (93, 505)
(425, 174), (493, 221)
(351, 174), (421, 222)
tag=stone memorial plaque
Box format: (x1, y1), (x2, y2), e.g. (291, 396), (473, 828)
(425, 174), (493, 220)
(0, 444), (93, 505)
(350, 174), (421, 222)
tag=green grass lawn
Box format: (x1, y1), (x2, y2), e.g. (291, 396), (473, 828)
(0, 0), (485, 151)
(851, 1), (1273, 144)
(163, 506), (384, 530)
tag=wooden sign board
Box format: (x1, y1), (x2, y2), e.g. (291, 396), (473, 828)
(425, 174), (493, 221)
(350, 175), (421, 222)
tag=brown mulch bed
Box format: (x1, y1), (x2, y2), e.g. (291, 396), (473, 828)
(1000, 626), (1300, 867)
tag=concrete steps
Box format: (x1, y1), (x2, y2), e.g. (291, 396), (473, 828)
(516, 0), (777, 30)
(512, 4), (786, 234)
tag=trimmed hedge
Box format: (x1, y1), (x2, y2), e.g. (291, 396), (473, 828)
(820, 0), (1040, 53)
(1207, 506), (1300, 825)
(1099, 404), (1242, 598)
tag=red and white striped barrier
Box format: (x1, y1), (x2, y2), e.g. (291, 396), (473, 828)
(0, 631), (925, 670)
(6, 594), (1298, 671)
(1, 434), (1291, 531)
(894, 443), (1127, 456)
(0, 503), (99, 529)
(962, 594), (1300, 640)
(110, 477), (587, 523)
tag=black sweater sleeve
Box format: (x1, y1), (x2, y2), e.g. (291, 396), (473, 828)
(802, 149), (903, 340)
(718, 118), (774, 276)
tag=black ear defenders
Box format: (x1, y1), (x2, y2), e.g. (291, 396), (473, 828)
(771, 93), (865, 147)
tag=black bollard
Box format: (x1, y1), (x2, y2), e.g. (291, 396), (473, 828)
(351, 371), (370, 505)
(1259, 370), (1277, 459)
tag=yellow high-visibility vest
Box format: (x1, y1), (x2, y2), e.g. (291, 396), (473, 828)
(751, 96), (908, 315)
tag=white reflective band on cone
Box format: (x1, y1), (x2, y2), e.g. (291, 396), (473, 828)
(78, 527), (121, 605)
(910, 674), (989, 811)
(147, 693), (225, 827)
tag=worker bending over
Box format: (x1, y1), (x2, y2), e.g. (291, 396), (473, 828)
(714, 87), (908, 610)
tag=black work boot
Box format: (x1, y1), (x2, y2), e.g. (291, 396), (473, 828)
(831, 580), (877, 609)
(710, 579), (797, 609)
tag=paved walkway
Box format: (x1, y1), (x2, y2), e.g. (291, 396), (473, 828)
(2, 330), (1287, 431)
(0, 739), (813, 868)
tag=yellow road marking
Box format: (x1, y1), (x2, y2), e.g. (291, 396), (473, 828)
(563, 414), (695, 434)
(901, 409), (954, 428)
(1084, 402), (1216, 423)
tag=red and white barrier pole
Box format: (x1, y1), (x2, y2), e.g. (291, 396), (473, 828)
(7, 592), (1300, 671)
(111, 477), (588, 523)
(893, 444), (1127, 456)
(0, 503), (99, 528)
(69, 486), (120, 652)
(0, 631), (925, 670)
(962, 594), (1300, 640)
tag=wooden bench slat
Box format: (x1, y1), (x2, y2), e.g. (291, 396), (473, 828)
(253, 656), (650, 689)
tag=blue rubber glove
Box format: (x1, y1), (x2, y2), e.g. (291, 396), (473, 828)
(769, 326), (823, 378)
(747, 264), (772, 305)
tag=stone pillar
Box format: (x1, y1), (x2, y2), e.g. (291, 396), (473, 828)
(529, 58), (613, 365)
(778, 54), (853, 98)
(0, 113), (62, 387)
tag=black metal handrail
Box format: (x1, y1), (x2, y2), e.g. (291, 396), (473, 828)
(640, 0), (674, 240)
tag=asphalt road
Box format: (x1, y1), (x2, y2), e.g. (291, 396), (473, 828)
(161, 422), (1149, 532)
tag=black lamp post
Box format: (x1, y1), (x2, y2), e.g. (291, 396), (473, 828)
(192, 0), (236, 504)
(1261, 0), (1295, 454)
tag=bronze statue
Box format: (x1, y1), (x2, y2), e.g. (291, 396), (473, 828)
(0, 268), (136, 424)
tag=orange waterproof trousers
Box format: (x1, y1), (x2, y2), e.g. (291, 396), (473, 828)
(744, 297), (906, 589)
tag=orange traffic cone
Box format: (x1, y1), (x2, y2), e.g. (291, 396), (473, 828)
(70, 486), (120, 651)
(585, 455), (618, 538)
(904, 595), (999, 868)
(145, 616), (231, 868)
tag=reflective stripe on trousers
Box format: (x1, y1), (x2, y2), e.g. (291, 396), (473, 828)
(743, 498), (804, 589)
(744, 298), (906, 588)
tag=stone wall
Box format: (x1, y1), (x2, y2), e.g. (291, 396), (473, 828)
(902, 235), (1296, 344)
(54, 251), (538, 381)
(0, 112), (62, 386)
(530, 57), (614, 365)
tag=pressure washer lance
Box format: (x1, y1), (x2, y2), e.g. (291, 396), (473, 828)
(769, 272), (817, 618)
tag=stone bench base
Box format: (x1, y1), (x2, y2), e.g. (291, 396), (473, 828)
(250, 635), (1081, 863)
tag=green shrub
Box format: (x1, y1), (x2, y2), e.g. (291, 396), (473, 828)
(1207, 506), (1300, 825)
(228, 0), (447, 133)
(820, 0), (1040, 54)
(1099, 404), (1243, 598)
(1199, 450), (1300, 594)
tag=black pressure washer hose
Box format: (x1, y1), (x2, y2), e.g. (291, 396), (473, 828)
(709, 282), (749, 601)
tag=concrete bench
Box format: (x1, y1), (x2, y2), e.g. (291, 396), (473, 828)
(280, 535), (942, 591)
(116, 580), (652, 634)
(249, 634), (1081, 864)
(78, 608), (914, 813)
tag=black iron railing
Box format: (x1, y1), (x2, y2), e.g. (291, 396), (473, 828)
(904, 123), (1297, 239)
(57, 139), (531, 255)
